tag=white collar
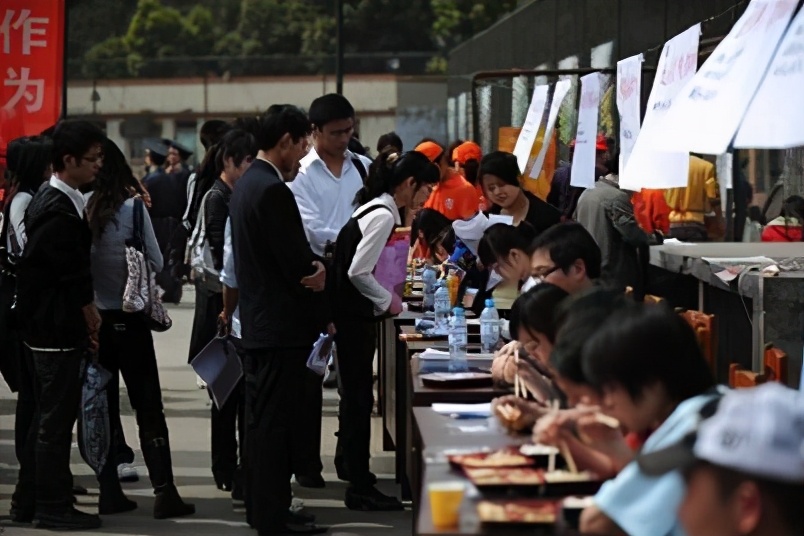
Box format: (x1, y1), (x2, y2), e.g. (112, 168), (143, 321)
(301, 147), (362, 171)
(377, 193), (402, 226)
(49, 175), (85, 217)
(257, 157), (285, 182)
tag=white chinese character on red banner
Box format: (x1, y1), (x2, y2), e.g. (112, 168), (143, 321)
(1, 9), (49, 55)
(4, 67), (44, 112)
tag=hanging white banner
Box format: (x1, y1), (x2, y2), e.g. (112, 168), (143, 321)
(512, 85), (549, 173)
(616, 54), (643, 173)
(620, 24), (700, 191)
(529, 79), (572, 179)
(570, 73), (601, 188)
(661, 0), (798, 155)
(735, 6), (804, 149)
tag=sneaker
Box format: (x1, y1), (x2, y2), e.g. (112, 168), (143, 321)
(35, 507), (102, 530)
(344, 486), (404, 511)
(322, 367), (337, 389)
(196, 375), (207, 389)
(118, 464), (139, 483)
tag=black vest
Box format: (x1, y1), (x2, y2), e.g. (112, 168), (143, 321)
(330, 204), (392, 322)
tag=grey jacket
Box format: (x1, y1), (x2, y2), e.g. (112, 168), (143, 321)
(574, 178), (657, 292)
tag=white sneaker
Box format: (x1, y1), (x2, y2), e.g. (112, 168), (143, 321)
(196, 374), (207, 389)
(117, 463), (139, 483)
(290, 497), (305, 513)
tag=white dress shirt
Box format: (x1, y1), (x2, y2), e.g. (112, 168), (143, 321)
(220, 218), (241, 339)
(290, 148), (372, 256)
(49, 175), (86, 217)
(349, 193), (401, 315)
(6, 191), (32, 253)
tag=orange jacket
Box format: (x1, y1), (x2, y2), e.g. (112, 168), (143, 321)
(632, 189), (670, 235)
(423, 172), (480, 221)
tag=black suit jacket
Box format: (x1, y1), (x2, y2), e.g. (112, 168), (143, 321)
(229, 160), (327, 350)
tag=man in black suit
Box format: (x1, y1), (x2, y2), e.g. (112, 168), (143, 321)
(229, 106), (328, 535)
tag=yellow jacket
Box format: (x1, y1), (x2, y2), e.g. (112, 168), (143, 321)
(664, 156), (719, 224)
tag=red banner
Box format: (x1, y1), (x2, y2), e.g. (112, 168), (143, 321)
(0, 0), (64, 167)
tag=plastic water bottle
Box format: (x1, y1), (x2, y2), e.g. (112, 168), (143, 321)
(434, 282), (451, 330)
(448, 307), (469, 372)
(422, 264), (437, 310)
(480, 298), (500, 353)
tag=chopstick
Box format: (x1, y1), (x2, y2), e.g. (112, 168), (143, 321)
(514, 353), (522, 398)
(560, 440), (578, 473)
(594, 413), (621, 429)
(547, 400), (559, 472)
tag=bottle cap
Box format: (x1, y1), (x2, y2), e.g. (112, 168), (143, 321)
(453, 307), (465, 315)
(485, 298), (495, 308)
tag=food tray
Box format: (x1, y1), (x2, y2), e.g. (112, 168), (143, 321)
(420, 372), (493, 389)
(465, 467), (604, 496)
(448, 448), (534, 469)
(477, 499), (559, 525)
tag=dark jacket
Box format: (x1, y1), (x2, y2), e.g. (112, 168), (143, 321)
(15, 182), (94, 349)
(229, 160), (327, 350)
(489, 190), (561, 236)
(204, 178), (232, 271)
(574, 178), (657, 294)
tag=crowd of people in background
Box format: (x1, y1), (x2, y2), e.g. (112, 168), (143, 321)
(0, 92), (802, 536)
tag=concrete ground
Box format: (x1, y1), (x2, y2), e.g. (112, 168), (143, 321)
(0, 285), (411, 535)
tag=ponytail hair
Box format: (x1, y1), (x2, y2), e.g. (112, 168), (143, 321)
(355, 148), (439, 206)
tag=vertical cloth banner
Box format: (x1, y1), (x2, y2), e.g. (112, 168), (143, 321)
(513, 85), (549, 173)
(616, 54), (644, 172)
(736, 6), (804, 149)
(530, 78), (572, 179)
(570, 73), (602, 189)
(662, 0), (798, 155)
(0, 0), (64, 161)
(620, 24), (700, 191)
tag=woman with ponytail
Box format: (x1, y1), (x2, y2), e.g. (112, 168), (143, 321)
(330, 149), (438, 511)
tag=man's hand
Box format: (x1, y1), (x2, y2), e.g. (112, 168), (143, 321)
(82, 303), (101, 335)
(301, 261), (326, 292)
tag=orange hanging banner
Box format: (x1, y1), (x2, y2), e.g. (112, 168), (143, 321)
(0, 0), (65, 165)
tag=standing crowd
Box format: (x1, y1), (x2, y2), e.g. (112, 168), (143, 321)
(0, 91), (802, 536)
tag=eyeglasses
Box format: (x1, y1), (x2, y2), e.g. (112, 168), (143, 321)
(532, 265), (560, 280)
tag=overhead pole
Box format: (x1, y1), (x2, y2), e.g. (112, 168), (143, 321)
(335, 0), (344, 95)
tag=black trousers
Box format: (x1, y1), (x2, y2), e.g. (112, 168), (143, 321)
(11, 345), (37, 510)
(17, 348), (85, 514)
(333, 319), (377, 490)
(293, 367), (324, 479)
(243, 347), (309, 532)
(211, 340), (245, 484)
(96, 311), (169, 467)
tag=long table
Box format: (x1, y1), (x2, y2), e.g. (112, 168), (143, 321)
(649, 242), (804, 386)
(413, 408), (590, 536)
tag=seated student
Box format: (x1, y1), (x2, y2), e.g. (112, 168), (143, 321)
(477, 222), (538, 290)
(761, 195), (804, 242)
(529, 222), (601, 295)
(578, 303), (723, 536)
(638, 383), (803, 536)
(481, 151), (561, 234)
(410, 208), (453, 263)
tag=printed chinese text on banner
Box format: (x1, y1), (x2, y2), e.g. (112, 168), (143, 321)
(570, 73), (601, 189)
(513, 85), (549, 174)
(661, 0), (798, 155)
(0, 0), (65, 159)
(620, 24), (700, 191)
(735, 6), (804, 149)
(530, 79), (572, 180)
(616, 54), (643, 173)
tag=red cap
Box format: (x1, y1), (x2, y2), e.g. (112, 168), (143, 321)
(452, 141), (482, 165)
(414, 141), (444, 163)
(596, 134), (609, 151)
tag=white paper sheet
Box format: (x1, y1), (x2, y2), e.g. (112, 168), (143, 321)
(529, 79), (572, 179)
(616, 54), (644, 172)
(570, 73), (602, 189)
(432, 402), (492, 417)
(513, 85), (549, 173)
(735, 5), (804, 149)
(620, 24), (700, 190)
(662, 0), (798, 155)
(488, 214), (514, 226)
(702, 256), (776, 265)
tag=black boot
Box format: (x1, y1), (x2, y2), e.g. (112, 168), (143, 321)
(141, 437), (195, 519)
(98, 461), (137, 515)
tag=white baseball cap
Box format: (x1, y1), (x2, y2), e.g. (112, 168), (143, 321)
(639, 383), (804, 483)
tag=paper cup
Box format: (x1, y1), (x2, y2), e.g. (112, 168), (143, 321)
(428, 481), (465, 528)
